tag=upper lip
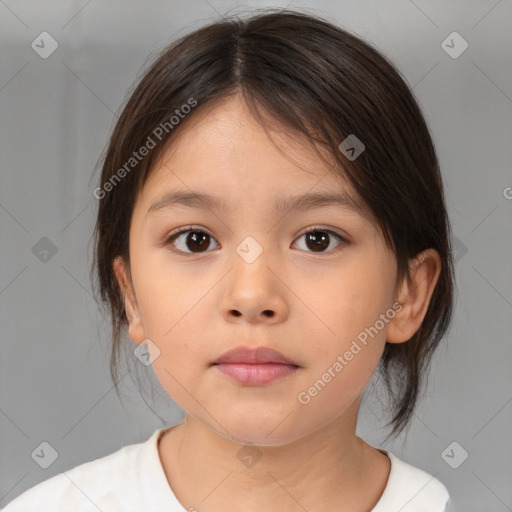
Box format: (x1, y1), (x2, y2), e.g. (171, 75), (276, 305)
(212, 346), (298, 366)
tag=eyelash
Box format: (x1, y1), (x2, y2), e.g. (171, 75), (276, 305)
(163, 225), (346, 255)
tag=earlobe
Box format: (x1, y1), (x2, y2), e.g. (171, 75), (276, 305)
(386, 249), (441, 344)
(112, 256), (146, 345)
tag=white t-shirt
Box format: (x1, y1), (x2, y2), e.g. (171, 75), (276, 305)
(2, 427), (450, 512)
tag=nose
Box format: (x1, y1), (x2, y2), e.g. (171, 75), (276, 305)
(221, 244), (289, 325)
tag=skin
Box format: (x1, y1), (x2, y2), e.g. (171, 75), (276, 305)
(113, 95), (441, 512)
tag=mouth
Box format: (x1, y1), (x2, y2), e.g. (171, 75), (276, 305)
(212, 345), (298, 365)
(211, 346), (300, 386)
(212, 362), (299, 385)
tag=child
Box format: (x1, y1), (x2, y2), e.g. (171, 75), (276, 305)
(4, 8), (454, 512)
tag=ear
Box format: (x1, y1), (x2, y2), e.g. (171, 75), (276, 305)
(112, 256), (146, 345)
(386, 248), (441, 344)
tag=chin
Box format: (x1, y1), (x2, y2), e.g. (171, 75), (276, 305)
(218, 416), (307, 448)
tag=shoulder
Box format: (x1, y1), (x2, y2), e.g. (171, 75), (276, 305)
(372, 450), (450, 512)
(2, 430), (160, 512)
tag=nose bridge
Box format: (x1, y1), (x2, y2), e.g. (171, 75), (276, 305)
(233, 233), (274, 297)
(221, 233), (287, 323)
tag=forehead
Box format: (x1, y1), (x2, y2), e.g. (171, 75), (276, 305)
(158, 97), (331, 174)
(136, 96), (371, 221)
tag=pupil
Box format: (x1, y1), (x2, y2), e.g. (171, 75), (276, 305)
(186, 231), (210, 252)
(307, 231), (329, 252)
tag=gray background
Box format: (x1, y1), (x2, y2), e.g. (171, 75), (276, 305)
(1, 1), (511, 510)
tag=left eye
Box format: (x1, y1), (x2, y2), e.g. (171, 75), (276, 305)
(164, 228), (344, 254)
(292, 229), (344, 253)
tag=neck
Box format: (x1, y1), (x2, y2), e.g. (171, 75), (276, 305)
(158, 403), (391, 512)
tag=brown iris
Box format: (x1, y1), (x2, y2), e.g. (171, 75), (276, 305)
(184, 231), (211, 252)
(304, 231), (330, 252)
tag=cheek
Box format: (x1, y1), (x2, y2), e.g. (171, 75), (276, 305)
(302, 259), (394, 346)
(295, 253), (394, 406)
(131, 245), (202, 335)
(147, 316), (211, 414)
(296, 304), (387, 422)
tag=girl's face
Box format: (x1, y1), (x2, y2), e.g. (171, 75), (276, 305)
(116, 96), (400, 446)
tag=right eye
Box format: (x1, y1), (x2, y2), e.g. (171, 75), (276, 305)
(164, 227), (220, 255)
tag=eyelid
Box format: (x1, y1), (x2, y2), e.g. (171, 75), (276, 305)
(295, 225), (348, 241)
(165, 224), (214, 241)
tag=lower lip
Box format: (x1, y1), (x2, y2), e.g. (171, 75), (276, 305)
(213, 363), (299, 385)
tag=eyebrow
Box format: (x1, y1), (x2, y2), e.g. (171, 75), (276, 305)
(147, 189), (367, 217)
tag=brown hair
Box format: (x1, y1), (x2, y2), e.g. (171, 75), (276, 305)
(91, 8), (454, 437)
